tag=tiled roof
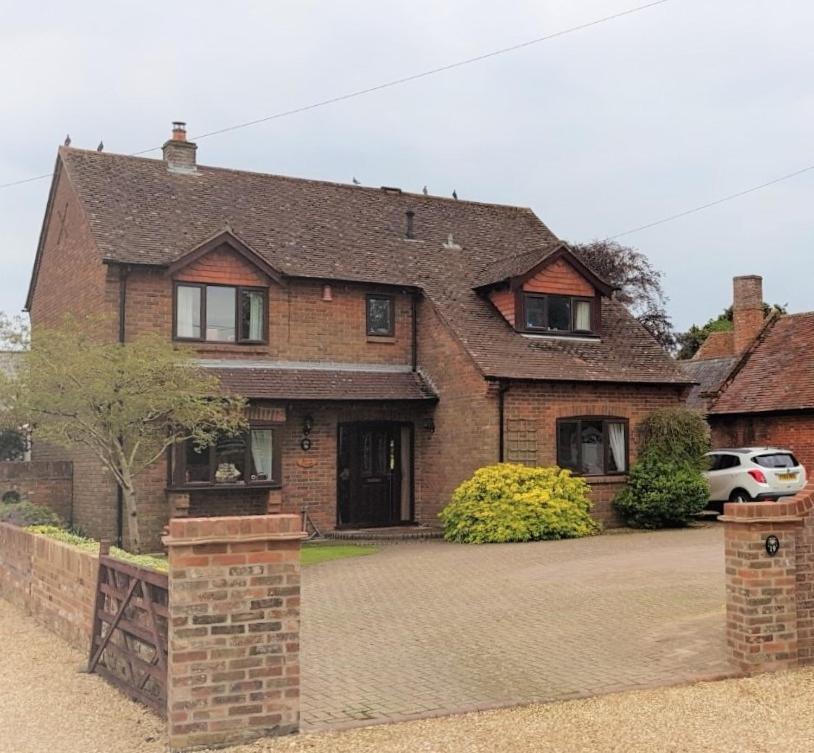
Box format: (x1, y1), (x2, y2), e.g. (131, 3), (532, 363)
(207, 365), (437, 402)
(471, 246), (560, 289)
(711, 313), (814, 414)
(52, 147), (690, 386)
(678, 356), (739, 411)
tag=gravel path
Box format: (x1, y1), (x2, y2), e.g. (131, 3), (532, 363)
(220, 670), (814, 753)
(0, 601), (165, 753)
(4, 596), (814, 752)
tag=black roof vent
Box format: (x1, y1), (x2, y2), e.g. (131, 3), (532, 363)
(380, 186), (402, 194)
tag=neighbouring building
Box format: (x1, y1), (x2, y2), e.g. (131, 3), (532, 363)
(681, 274), (814, 471)
(26, 122), (691, 551)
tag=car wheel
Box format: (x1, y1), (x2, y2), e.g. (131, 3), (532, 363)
(729, 489), (752, 503)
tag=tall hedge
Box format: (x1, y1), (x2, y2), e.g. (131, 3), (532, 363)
(614, 408), (711, 528)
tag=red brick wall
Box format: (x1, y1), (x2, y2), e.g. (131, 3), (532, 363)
(0, 462), (73, 524)
(28, 164), (120, 543)
(503, 381), (688, 527)
(123, 257), (414, 365)
(0, 523), (98, 650)
(710, 413), (814, 472)
(416, 301), (499, 523)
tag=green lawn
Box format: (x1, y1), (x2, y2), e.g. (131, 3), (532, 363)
(300, 542), (377, 566)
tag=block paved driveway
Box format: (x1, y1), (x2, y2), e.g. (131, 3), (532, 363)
(300, 524), (731, 730)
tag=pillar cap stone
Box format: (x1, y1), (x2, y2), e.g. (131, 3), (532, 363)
(162, 513), (305, 547)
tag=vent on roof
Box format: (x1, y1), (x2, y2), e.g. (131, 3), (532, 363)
(380, 186), (402, 194)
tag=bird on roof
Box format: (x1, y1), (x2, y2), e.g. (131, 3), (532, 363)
(352, 177), (360, 185)
(422, 185), (428, 196)
(97, 140), (104, 152)
(64, 134), (71, 147)
(452, 189), (458, 200)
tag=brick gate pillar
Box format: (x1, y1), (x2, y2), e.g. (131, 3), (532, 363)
(163, 514), (305, 751)
(720, 487), (814, 674)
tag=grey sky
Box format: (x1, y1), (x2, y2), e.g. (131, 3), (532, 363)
(1, 0), (811, 331)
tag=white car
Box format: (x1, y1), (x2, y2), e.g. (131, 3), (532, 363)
(704, 447), (807, 507)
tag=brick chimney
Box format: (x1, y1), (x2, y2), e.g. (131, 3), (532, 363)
(162, 121), (197, 173)
(733, 275), (764, 352)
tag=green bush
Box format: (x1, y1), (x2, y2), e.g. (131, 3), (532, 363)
(614, 458), (709, 528)
(26, 525), (168, 573)
(635, 407), (711, 470)
(439, 463), (600, 544)
(0, 501), (62, 527)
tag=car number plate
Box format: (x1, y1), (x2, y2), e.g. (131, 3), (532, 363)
(777, 472), (797, 481)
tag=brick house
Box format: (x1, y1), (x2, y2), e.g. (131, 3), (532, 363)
(681, 274), (814, 471)
(26, 123), (691, 551)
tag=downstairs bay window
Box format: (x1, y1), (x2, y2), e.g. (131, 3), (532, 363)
(172, 427), (281, 487)
(556, 417), (628, 476)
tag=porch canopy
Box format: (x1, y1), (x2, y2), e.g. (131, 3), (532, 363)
(198, 359), (437, 402)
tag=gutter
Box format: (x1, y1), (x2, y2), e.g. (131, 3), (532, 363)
(115, 264), (130, 546)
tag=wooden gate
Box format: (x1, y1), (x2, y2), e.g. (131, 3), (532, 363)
(88, 542), (169, 715)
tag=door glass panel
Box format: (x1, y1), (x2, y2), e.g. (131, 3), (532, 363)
(214, 433), (245, 483)
(176, 285), (201, 339)
(240, 290), (265, 341)
(580, 420), (605, 475)
(362, 432), (373, 476)
(525, 295), (546, 329)
(547, 296), (572, 331)
(376, 434), (388, 474)
(184, 442), (210, 482)
(557, 421), (579, 471)
(249, 429), (273, 482)
(206, 286), (236, 341)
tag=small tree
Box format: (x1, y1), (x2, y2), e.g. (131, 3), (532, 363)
(0, 316), (246, 552)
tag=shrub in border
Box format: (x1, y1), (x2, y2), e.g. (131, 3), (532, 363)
(439, 463), (600, 544)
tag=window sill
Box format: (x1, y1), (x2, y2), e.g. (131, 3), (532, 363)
(367, 335), (396, 344)
(167, 482), (282, 493)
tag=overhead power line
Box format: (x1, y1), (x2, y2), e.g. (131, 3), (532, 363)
(606, 163), (814, 240)
(1, 0), (671, 189)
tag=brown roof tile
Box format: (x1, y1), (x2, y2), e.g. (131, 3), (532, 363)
(52, 147), (690, 386)
(711, 313), (814, 414)
(210, 366), (437, 402)
(678, 356), (739, 410)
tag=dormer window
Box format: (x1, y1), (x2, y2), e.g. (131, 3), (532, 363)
(174, 282), (267, 343)
(522, 294), (594, 335)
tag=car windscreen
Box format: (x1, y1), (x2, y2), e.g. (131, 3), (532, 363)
(753, 453), (800, 469)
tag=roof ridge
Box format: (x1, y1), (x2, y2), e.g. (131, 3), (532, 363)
(59, 146), (537, 213)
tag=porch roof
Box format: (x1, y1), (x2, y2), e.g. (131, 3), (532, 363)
(203, 361), (437, 402)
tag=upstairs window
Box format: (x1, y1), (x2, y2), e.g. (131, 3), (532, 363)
(175, 283), (267, 343)
(522, 294), (593, 335)
(366, 294), (395, 337)
(173, 427), (281, 487)
(557, 417), (628, 476)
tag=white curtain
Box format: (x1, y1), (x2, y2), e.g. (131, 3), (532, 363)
(250, 429), (273, 480)
(249, 292), (264, 340)
(608, 422), (626, 472)
(176, 286), (199, 338)
(575, 301), (592, 331)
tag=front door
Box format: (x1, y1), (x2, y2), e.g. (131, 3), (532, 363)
(337, 422), (410, 527)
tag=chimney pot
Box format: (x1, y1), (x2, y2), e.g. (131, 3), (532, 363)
(733, 274), (764, 352)
(162, 121), (197, 173)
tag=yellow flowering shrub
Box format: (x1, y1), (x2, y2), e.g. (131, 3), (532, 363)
(439, 463), (600, 544)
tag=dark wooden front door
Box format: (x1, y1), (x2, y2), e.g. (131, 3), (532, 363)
(337, 422), (408, 528)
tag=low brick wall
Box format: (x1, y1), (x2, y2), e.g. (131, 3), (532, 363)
(0, 522), (96, 650)
(0, 461), (73, 523)
(721, 482), (814, 673)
